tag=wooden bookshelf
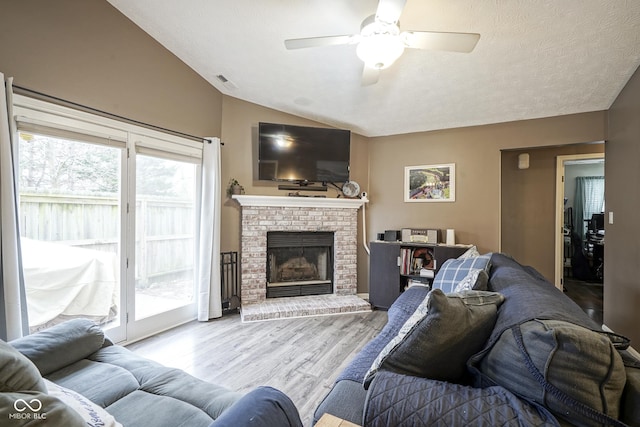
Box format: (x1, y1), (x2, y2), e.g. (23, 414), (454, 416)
(369, 241), (470, 309)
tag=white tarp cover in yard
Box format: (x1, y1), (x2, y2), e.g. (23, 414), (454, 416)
(21, 238), (118, 329)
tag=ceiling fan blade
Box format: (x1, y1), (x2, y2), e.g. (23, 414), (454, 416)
(375, 0), (407, 25)
(403, 31), (480, 53)
(284, 35), (357, 50)
(361, 66), (380, 86)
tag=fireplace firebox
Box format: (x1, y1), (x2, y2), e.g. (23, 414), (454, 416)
(266, 231), (334, 298)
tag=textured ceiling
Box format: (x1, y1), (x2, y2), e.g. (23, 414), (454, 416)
(106, 0), (640, 137)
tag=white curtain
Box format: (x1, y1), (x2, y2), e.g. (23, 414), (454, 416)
(196, 137), (222, 320)
(574, 176), (605, 242)
(1, 73), (29, 340)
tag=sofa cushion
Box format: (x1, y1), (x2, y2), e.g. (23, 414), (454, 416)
(91, 346), (242, 419)
(136, 366), (244, 420)
(10, 318), (106, 376)
(432, 253), (492, 293)
(106, 389), (215, 427)
(49, 344), (243, 419)
(0, 339), (46, 393)
(363, 371), (560, 427)
(0, 390), (86, 426)
(479, 319), (627, 426)
(44, 379), (122, 427)
(46, 358), (140, 408)
(363, 289), (504, 388)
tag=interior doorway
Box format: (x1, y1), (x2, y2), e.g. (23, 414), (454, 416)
(554, 154), (604, 325)
(501, 144), (604, 284)
(554, 153), (605, 287)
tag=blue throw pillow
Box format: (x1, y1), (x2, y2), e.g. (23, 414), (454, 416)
(432, 253), (492, 293)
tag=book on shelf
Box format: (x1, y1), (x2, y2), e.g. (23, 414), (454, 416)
(400, 247), (436, 275)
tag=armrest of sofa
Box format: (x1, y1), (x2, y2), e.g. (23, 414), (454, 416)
(313, 379), (368, 426)
(209, 386), (302, 427)
(10, 319), (107, 376)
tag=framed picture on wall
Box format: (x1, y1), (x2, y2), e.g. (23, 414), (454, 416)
(404, 163), (456, 202)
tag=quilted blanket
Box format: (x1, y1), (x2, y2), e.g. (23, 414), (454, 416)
(364, 371), (560, 427)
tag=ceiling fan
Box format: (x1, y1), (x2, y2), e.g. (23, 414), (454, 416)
(284, 0), (480, 86)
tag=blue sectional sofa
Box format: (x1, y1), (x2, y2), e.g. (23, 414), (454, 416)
(314, 253), (640, 426)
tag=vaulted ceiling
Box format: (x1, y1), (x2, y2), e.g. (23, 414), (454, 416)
(107, 0), (640, 137)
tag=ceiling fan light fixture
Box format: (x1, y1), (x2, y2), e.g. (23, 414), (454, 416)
(284, 4), (481, 85)
(356, 33), (405, 69)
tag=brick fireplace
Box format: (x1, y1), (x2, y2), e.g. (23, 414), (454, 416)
(233, 195), (370, 321)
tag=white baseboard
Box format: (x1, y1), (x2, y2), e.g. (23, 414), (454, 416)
(357, 293), (369, 302)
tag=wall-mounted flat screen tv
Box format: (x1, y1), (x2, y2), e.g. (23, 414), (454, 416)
(258, 122), (350, 183)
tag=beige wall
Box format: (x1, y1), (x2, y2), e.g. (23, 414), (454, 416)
(501, 144), (604, 281)
(606, 64), (640, 346)
(367, 112), (607, 260)
(0, 0), (223, 137)
(219, 96), (371, 291)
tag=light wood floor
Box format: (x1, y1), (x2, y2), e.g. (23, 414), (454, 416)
(125, 311), (388, 426)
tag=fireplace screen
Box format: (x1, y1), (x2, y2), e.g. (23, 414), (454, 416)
(266, 231), (334, 298)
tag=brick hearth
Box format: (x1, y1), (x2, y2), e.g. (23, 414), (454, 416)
(232, 195), (370, 321)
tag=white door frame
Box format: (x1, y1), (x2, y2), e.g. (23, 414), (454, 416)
(554, 153), (605, 289)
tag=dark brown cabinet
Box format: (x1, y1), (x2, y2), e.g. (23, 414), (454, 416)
(369, 241), (469, 309)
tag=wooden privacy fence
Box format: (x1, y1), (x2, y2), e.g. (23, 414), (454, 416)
(20, 194), (241, 305)
(20, 193), (194, 287)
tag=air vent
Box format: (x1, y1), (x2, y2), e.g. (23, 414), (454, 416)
(216, 74), (238, 90)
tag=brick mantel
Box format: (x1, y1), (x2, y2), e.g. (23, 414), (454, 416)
(232, 195), (368, 306)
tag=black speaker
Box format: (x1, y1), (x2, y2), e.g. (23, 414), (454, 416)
(377, 232), (385, 241)
(384, 230), (401, 242)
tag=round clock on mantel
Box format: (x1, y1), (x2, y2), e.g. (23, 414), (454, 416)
(341, 181), (360, 198)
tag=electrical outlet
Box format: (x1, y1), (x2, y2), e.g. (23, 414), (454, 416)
(609, 211), (614, 225)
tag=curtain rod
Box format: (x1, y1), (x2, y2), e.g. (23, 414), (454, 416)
(12, 85), (223, 145)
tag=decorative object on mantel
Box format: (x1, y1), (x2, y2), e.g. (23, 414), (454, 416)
(226, 178), (245, 198)
(404, 164), (456, 203)
(341, 180), (361, 198)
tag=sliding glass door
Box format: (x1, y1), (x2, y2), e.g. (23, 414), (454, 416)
(131, 153), (197, 330)
(15, 96), (201, 343)
(18, 131), (126, 340)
